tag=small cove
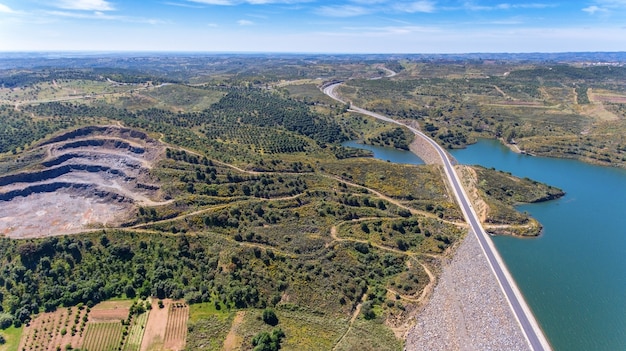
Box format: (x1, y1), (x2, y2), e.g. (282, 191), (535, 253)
(451, 139), (626, 351)
(345, 139), (626, 350)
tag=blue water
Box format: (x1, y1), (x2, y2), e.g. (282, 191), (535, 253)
(450, 139), (626, 351)
(350, 138), (626, 350)
(341, 140), (424, 165)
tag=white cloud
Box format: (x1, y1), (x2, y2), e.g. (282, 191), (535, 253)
(45, 10), (165, 24)
(56, 0), (115, 11)
(316, 5), (371, 17)
(188, 0), (310, 5)
(582, 0), (626, 14)
(582, 5), (606, 14)
(237, 19), (254, 25)
(0, 3), (16, 13)
(348, 25), (440, 36)
(393, 1), (436, 13)
(163, 2), (206, 8)
(462, 2), (555, 11)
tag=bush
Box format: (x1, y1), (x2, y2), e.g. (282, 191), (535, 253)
(0, 313), (12, 329)
(261, 308), (279, 326)
(361, 301), (376, 320)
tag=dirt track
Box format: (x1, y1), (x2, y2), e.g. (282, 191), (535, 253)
(0, 125), (167, 238)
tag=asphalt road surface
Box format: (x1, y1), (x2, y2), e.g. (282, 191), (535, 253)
(323, 82), (552, 351)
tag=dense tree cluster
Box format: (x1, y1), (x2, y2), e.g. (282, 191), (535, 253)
(210, 90), (345, 144)
(0, 68), (177, 88)
(367, 127), (412, 150)
(0, 225), (411, 328)
(0, 105), (85, 154)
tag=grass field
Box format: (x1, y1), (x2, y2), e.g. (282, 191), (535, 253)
(0, 326), (22, 351)
(185, 302), (234, 350)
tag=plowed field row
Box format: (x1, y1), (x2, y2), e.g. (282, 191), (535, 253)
(163, 303), (189, 350)
(82, 322), (123, 351)
(123, 312), (149, 351)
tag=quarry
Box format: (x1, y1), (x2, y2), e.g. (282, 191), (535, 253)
(0, 125), (167, 238)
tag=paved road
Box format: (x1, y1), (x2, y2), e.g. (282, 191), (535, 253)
(323, 82), (552, 351)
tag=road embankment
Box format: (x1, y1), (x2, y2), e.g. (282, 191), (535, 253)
(405, 231), (530, 351)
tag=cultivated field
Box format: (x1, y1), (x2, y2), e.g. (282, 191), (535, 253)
(18, 306), (89, 351)
(82, 322), (124, 351)
(140, 299), (188, 351)
(123, 312), (149, 351)
(164, 303), (189, 350)
(14, 300), (157, 351)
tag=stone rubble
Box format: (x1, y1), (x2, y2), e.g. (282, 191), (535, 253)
(405, 232), (531, 351)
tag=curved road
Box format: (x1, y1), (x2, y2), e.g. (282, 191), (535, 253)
(323, 82), (552, 351)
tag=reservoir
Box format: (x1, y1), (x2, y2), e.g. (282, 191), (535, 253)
(346, 139), (626, 350)
(341, 140), (424, 165)
(451, 139), (626, 351)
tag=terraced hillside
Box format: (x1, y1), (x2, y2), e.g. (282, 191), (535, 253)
(0, 125), (167, 238)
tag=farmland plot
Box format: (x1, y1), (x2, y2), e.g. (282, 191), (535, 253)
(18, 306), (89, 351)
(81, 321), (124, 351)
(123, 312), (149, 351)
(164, 303), (189, 350)
(140, 299), (188, 351)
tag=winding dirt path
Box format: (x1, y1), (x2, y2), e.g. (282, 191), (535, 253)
(222, 311), (245, 351)
(328, 221), (437, 305)
(332, 294), (366, 351)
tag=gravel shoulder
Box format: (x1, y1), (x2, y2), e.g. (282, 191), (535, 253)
(405, 231), (530, 351)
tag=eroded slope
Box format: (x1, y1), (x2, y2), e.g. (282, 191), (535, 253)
(0, 125), (167, 238)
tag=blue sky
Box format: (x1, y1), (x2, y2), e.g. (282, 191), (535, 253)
(1, 0), (625, 53)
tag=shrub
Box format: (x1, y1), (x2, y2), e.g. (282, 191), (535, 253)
(261, 308), (279, 326)
(252, 328), (285, 351)
(0, 313), (12, 329)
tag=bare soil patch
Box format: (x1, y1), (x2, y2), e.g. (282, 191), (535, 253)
(222, 311), (245, 351)
(455, 165), (489, 222)
(585, 88), (621, 121)
(588, 88), (626, 104)
(18, 307), (87, 351)
(0, 125), (167, 238)
(90, 300), (133, 321)
(141, 299), (188, 351)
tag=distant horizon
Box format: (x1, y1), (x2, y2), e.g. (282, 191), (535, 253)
(0, 50), (625, 56)
(1, 1), (626, 53)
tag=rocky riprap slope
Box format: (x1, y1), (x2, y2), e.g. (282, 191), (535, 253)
(405, 232), (531, 351)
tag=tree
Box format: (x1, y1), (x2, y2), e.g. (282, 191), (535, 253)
(252, 328), (285, 351)
(360, 223), (370, 233)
